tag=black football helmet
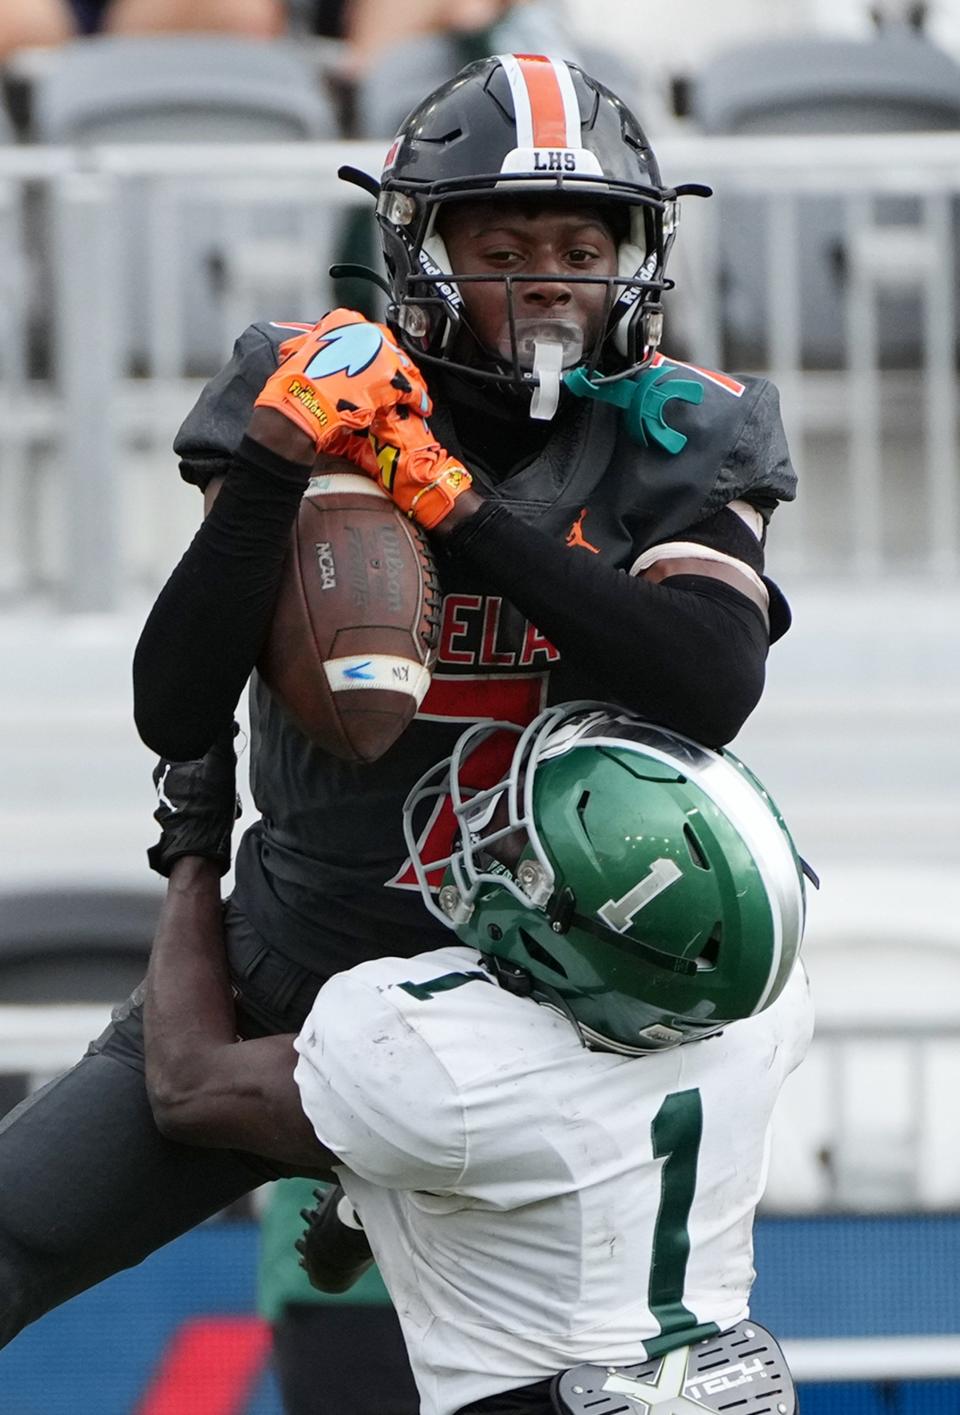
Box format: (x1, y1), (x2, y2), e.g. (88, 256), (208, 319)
(340, 54), (709, 407)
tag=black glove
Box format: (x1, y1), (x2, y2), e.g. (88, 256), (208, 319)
(296, 1184), (375, 1294)
(147, 723), (241, 878)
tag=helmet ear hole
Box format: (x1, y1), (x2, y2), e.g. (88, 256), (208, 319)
(519, 929), (569, 979)
(694, 926), (722, 972)
(683, 823), (710, 871)
(575, 790), (592, 838)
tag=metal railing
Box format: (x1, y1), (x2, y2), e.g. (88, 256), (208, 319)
(772, 1013), (960, 1213)
(785, 1335), (960, 1383)
(2, 997), (959, 1211)
(0, 132), (958, 609)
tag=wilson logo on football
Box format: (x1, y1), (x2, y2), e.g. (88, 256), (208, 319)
(379, 527), (406, 614)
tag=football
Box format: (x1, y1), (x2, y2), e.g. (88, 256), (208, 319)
(257, 460), (441, 762)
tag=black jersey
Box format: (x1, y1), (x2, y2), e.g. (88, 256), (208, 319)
(173, 322), (795, 975)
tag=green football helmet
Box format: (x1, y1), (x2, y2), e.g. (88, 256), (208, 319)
(402, 703), (808, 1054)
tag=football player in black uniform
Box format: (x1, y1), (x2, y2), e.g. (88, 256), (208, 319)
(0, 54), (795, 1349)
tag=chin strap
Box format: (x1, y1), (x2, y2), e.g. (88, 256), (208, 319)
(481, 953), (589, 1049)
(546, 885), (699, 977)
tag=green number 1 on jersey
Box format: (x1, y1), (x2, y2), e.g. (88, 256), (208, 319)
(646, 1088), (720, 1358)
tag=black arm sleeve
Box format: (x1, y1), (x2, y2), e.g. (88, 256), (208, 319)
(444, 503), (770, 746)
(133, 437), (310, 760)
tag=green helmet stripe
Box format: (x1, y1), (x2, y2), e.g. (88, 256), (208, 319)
(692, 756), (804, 1013)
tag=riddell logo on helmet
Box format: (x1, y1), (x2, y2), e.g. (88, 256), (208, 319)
(417, 250), (463, 308)
(287, 378), (329, 425)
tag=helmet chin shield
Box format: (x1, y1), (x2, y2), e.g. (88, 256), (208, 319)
(370, 54), (710, 408)
(402, 703), (808, 1054)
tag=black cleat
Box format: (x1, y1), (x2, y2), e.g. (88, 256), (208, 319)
(296, 1184), (375, 1294)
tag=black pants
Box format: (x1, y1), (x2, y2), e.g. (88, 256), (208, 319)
(273, 1303), (420, 1415)
(272, 1306), (557, 1415)
(457, 1382), (555, 1414)
(0, 901), (328, 1350)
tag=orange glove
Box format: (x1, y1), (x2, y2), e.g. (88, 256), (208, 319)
(360, 403), (473, 531)
(254, 310), (432, 452)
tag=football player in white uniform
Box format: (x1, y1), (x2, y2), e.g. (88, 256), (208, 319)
(142, 704), (813, 1415)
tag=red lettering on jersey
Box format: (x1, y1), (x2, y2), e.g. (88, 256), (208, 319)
(518, 623), (559, 667)
(435, 594), (557, 669)
(479, 598), (515, 667)
(438, 594), (482, 664)
(416, 672), (548, 725)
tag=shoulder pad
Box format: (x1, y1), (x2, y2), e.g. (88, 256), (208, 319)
(174, 321), (316, 490)
(647, 356), (796, 518)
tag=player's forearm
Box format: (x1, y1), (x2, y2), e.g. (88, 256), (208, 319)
(143, 858), (333, 1168)
(444, 502), (769, 745)
(144, 858), (238, 1083)
(145, 856), (263, 1144)
(134, 434), (311, 759)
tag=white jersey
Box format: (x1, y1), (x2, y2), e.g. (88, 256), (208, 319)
(294, 946), (813, 1415)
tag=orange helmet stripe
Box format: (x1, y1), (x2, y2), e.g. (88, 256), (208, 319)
(515, 54), (568, 147)
(499, 54), (581, 150)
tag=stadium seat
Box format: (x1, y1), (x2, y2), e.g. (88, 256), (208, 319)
(694, 28), (960, 136)
(691, 27), (960, 367)
(29, 35), (340, 375)
(354, 32), (458, 140)
(355, 28), (640, 140)
(0, 890), (157, 1003)
(0, 889), (158, 1120)
(31, 34), (337, 144)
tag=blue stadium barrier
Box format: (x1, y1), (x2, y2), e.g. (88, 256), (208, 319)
(1, 1216), (958, 1413)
